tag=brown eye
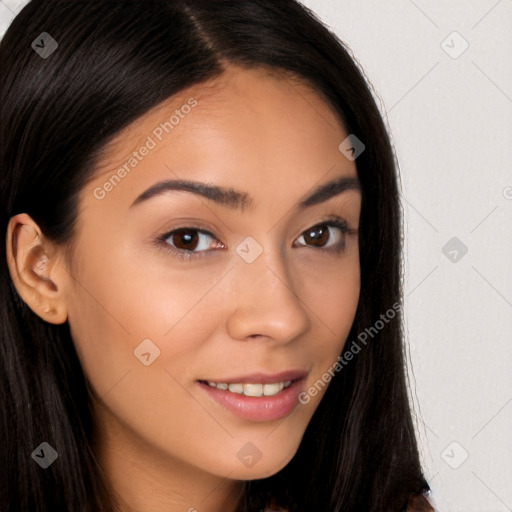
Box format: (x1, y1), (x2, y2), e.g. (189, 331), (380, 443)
(161, 227), (220, 257)
(295, 219), (349, 251)
(303, 224), (330, 247)
(170, 228), (200, 251)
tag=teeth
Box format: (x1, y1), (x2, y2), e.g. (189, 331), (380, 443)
(243, 383), (263, 396)
(228, 383), (244, 394)
(263, 382), (283, 396)
(206, 380), (293, 397)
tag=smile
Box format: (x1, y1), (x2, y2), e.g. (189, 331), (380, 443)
(203, 380), (293, 397)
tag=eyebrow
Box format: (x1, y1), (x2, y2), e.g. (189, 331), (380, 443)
(129, 174), (361, 211)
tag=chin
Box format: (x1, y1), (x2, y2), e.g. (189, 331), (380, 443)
(228, 447), (297, 481)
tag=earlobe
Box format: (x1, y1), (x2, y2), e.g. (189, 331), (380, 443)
(6, 213), (68, 324)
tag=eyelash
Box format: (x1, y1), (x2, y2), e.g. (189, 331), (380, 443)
(154, 215), (357, 262)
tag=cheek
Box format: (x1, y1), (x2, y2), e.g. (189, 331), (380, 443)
(65, 239), (230, 398)
(64, 250), (222, 461)
(295, 251), (360, 398)
(317, 265), (359, 325)
(299, 247), (360, 337)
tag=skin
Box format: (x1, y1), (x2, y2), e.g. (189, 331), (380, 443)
(7, 65), (361, 512)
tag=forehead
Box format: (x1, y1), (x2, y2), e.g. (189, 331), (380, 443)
(83, 64), (358, 220)
(93, 64), (349, 176)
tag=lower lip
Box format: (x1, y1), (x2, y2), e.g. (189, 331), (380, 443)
(197, 379), (305, 422)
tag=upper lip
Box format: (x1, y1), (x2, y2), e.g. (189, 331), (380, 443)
(199, 369), (308, 384)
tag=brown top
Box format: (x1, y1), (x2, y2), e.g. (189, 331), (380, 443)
(263, 492), (435, 511)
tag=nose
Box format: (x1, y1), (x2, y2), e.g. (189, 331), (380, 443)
(225, 243), (311, 343)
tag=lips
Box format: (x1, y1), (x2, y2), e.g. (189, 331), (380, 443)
(197, 376), (307, 422)
(196, 368), (309, 421)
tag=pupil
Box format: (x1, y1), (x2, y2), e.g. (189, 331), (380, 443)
(174, 229), (198, 250)
(305, 225), (328, 246)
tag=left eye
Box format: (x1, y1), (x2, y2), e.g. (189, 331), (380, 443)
(294, 220), (348, 249)
(158, 219), (350, 261)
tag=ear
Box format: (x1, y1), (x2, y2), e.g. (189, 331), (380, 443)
(6, 213), (68, 324)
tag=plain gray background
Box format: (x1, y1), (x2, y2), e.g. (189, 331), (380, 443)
(1, 1), (511, 510)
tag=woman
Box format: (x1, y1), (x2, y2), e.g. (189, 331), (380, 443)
(0, 1), (435, 510)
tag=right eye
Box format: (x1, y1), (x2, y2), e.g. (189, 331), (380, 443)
(158, 227), (224, 261)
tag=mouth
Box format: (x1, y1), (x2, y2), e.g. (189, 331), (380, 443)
(196, 370), (308, 422)
(197, 369), (307, 396)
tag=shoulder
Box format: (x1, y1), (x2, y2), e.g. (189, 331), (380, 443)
(405, 492), (435, 512)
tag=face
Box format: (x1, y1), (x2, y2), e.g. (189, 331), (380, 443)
(57, 65), (361, 484)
